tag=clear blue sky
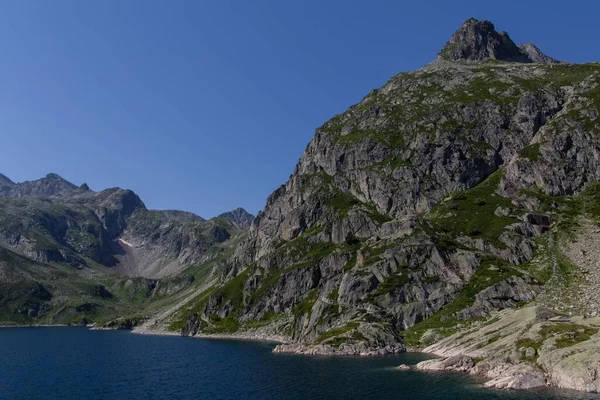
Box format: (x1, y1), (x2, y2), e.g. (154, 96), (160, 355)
(1, 1), (598, 218)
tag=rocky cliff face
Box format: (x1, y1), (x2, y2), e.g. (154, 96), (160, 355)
(172, 19), (600, 359)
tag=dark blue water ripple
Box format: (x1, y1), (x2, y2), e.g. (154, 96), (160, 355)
(0, 327), (596, 400)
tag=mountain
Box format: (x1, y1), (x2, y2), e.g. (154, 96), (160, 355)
(0, 172), (250, 325)
(217, 208), (255, 228)
(2, 17), (600, 394)
(166, 19), (600, 390)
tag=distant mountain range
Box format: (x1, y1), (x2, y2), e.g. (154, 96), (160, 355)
(0, 171), (253, 325)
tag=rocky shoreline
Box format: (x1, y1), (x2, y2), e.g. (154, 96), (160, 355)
(135, 322), (408, 355)
(273, 343), (405, 356)
(407, 306), (600, 393)
(188, 331), (286, 343)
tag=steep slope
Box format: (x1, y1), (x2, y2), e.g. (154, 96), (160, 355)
(170, 19), (600, 363)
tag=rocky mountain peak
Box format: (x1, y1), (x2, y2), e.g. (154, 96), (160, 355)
(41, 173), (77, 186)
(0, 172), (78, 198)
(35, 173), (78, 195)
(439, 18), (557, 64)
(217, 207), (254, 228)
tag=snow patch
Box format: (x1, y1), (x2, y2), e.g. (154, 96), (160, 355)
(118, 238), (134, 247)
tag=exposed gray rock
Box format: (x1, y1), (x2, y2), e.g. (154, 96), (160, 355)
(273, 342), (404, 356)
(519, 43), (560, 64)
(417, 355), (475, 372)
(181, 314), (201, 336)
(457, 275), (541, 320)
(438, 18), (556, 64)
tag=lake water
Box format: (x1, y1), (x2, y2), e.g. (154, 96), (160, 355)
(0, 327), (596, 399)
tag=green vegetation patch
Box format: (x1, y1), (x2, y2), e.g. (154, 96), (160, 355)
(516, 337), (542, 362)
(243, 312), (281, 329)
(517, 323), (598, 359)
(326, 192), (361, 217)
(204, 315), (240, 334)
(423, 275), (441, 284)
(520, 143), (541, 162)
(450, 75), (515, 106)
(513, 63), (600, 92)
(402, 256), (527, 346)
(541, 323), (598, 349)
(429, 170), (519, 248)
(315, 321), (360, 344)
(370, 270), (410, 297)
(211, 268), (251, 310)
(293, 290), (317, 319)
(361, 242), (398, 267)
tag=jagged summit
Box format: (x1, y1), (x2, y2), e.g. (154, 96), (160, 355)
(0, 172), (77, 198)
(217, 207), (254, 228)
(439, 18), (558, 64)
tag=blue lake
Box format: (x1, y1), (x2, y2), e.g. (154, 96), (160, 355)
(0, 327), (596, 399)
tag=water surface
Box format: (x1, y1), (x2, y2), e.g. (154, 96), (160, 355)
(0, 327), (595, 399)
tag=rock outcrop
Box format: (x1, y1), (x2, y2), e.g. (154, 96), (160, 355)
(438, 18), (558, 64)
